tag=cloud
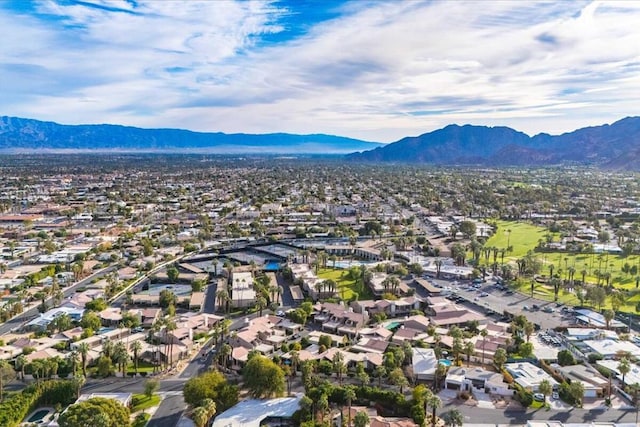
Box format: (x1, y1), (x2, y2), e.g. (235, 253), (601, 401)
(1, 0), (639, 142)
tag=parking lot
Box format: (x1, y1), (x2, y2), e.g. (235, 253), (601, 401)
(425, 277), (576, 330)
(531, 331), (563, 360)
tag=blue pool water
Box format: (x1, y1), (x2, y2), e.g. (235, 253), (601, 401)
(438, 359), (452, 366)
(264, 261), (281, 271)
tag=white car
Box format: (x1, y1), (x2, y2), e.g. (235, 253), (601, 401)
(552, 392), (559, 400)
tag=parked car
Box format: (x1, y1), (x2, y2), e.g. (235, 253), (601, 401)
(533, 393), (545, 402)
(552, 391), (559, 400)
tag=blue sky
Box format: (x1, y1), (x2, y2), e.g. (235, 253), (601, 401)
(1, 0), (640, 142)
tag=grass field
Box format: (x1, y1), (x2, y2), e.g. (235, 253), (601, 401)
(484, 220), (640, 312)
(483, 220), (549, 258)
(317, 267), (373, 301)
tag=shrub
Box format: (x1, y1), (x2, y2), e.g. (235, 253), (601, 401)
(457, 390), (471, 401)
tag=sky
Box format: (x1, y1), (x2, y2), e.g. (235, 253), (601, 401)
(1, 0), (640, 143)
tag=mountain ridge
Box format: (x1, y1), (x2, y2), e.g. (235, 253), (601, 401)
(0, 116), (382, 154)
(347, 116), (640, 170)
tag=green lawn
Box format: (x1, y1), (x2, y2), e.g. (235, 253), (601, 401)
(127, 360), (157, 374)
(317, 268), (373, 301)
(131, 394), (161, 412)
(484, 220), (550, 258)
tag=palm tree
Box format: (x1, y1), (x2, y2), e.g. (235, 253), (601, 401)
(480, 329), (488, 365)
(113, 341), (129, 377)
(619, 357), (631, 386)
(131, 341), (143, 376)
(78, 342), (90, 377)
(256, 296), (267, 316)
(332, 351), (346, 385)
(166, 319), (178, 368)
(427, 393), (442, 427)
(464, 341), (475, 366)
(604, 309), (615, 330)
(216, 289), (229, 313)
(539, 379), (552, 403)
(345, 386), (356, 427)
(441, 409), (464, 427)
(200, 398), (216, 423)
(15, 354), (27, 380)
(219, 343), (232, 369)
(192, 406), (209, 427)
(524, 321), (535, 342)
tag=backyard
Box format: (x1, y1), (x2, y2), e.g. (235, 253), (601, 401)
(317, 267), (373, 301)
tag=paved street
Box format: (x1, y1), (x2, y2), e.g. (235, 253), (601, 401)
(442, 402), (639, 425)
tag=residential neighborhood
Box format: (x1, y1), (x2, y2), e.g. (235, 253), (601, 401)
(1, 158), (640, 427)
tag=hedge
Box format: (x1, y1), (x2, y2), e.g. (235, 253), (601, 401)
(0, 380), (78, 427)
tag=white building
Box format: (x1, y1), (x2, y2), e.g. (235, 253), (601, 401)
(231, 271), (256, 308)
(505, 362), (558, 392)
(412, 347), (438, 382)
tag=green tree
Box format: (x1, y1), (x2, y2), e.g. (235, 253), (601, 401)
(80, 311), (102, 332)
(243, 355), (286, 398)
(519, 342), (534, 358)
(538, 379), (553, 403)
(568, 381), (585, 407)
(603, 309), (615, 330)
(58, 397), (130, 427)
(354, 410), (370, 427)
(159, 290), (177, 308)
(167, 266), (180, 283)
(557, 349), (575, 366)
(192, 407), (208, 427)
(144, 378), (159, 399)
(441, 409), (464, 427)
(459, 221), (477, 239)
(0, 360), (16, 401)
(388, 367), (409, 394)
(619, 357), (631, 386)
(183, 370), (239, 412)
(493, 348), (507, 370)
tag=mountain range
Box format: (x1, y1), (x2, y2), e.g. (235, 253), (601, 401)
(348, 116), (640, 170)
(0, 116), (381, 154)
(1, 115), (639, 169)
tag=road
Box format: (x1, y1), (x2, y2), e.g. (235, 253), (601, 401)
(0, 265), (117, 336)
(442, 402), (639, 425)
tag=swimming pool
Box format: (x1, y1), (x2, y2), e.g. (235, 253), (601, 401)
(438, 359), (452, 367)
(264, 261), (281, 271)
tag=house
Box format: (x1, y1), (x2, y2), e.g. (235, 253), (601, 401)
(412, 347), (438, 382)
(212, 394), (302, 427)
(403, 314), (431, 332)
(189, 292), (205, 310)
(444, 366), (512, 396)
(413, 278), (442, 296)
(231, 271), (256, 308)
(582, 339), (640, 359)
(505, 362), (558, 392)
(24, 306), (85, 332)
(551, 363), (608, 398)
(139, 308), (162, 328)
(99, 307), (123, 327)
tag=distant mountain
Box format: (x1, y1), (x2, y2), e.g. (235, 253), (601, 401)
(347, 117), (640, 169)
(0, 116), (382, 154)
